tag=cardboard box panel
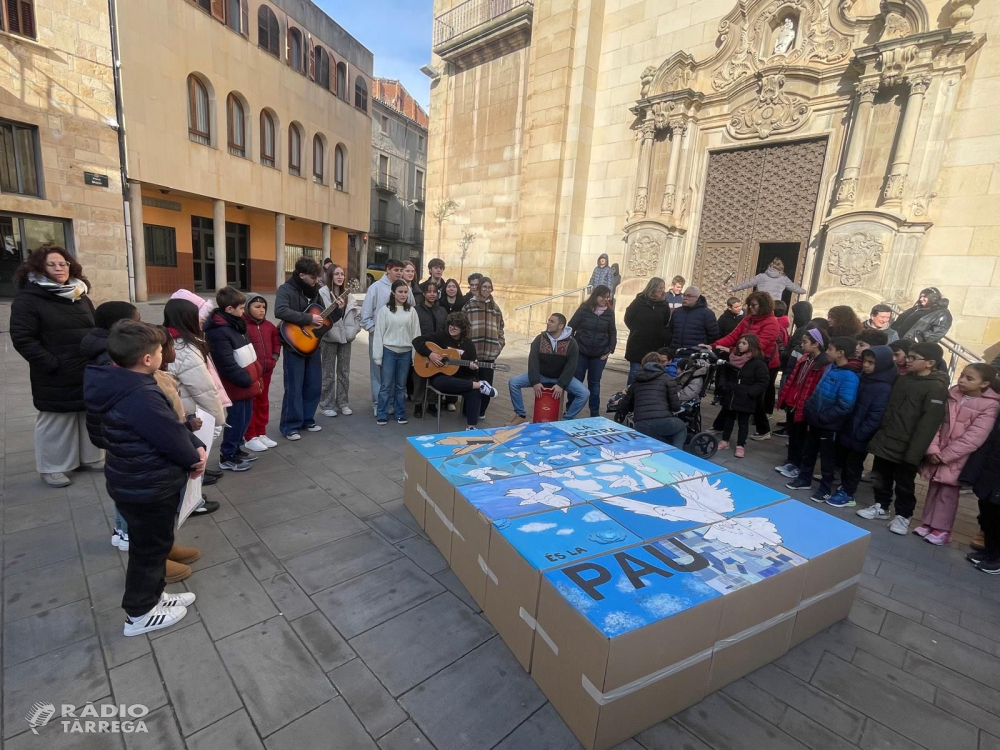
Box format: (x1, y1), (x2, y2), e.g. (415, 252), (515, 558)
(595, 471), (789, 540)
(403, 481), (426, 530)
(449, 495), (495, 609)
(460, 474), (592, 519)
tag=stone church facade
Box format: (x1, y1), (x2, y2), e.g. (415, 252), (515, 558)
(426, 0), (999, 353)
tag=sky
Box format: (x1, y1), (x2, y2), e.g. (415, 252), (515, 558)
(318, 0), (434, 111)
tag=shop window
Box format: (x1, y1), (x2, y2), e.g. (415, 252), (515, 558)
(144, 224), (177, 267)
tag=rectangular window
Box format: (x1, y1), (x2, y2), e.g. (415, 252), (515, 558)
(284, 243), (322, 274)
(418, 134), (425, 152)
(0, 120), (40, 197)
(143, 224), (178, 267)
(2, 0), (37, 39)
(381, 115), (389, 133)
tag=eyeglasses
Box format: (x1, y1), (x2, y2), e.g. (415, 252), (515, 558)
(905, 356), (925, 363)
(45, 262), (70, 269)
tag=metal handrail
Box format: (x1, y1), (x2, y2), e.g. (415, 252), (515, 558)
(883, 300), (981, 380)
(515, 285), (591, 342)
(433, 0), (531, 47)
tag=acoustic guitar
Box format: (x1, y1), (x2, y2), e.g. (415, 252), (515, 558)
(279, 292), (349, 356)
(413, 342), (512, 378)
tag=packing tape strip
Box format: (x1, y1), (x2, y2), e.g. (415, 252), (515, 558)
(402, 469), (408, 479)
(478, 555), (498, 585)
(520, 608), (559, 656)
(417, 486), (466, 541)
(579, 573), (862, 706)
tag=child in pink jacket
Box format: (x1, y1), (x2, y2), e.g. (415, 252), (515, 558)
(917, 363), (1000, 545)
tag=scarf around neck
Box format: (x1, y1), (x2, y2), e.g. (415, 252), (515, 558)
(728, 350), (753, 369)
(29, 272), (88, 301)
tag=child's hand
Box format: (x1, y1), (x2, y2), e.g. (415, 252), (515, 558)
(190, 447), (208, 478)
(187, 416), (203, 432)
(927, 453), (943, 465)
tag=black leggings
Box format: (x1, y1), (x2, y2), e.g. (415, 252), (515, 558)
(980, 498), (1000, 559)
(754, 368), (779, 433)
(720, 408), (751, 447)
(430, 374), (483, 426)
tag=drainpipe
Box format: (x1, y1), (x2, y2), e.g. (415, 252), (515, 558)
(108, 0), (136, 301)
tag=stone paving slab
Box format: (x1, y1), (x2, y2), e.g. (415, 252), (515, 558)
(2, 322), (1000, 749)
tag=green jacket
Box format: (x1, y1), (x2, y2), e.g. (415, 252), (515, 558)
(867, 370), (949, 466)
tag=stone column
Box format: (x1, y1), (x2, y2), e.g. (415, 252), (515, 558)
(882, 74), (931, 208)
(322, 223), (332, 261)
(213, 199), (227, 291)
(660, 118), (687, 219)
(632, 119), (656, 220)
(834, 80), (879, 208)
(127, 181), (148, 302)
(274, 213), (286, 290)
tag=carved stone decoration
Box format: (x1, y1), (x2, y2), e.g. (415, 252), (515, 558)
(880, 45), (917, 87)
(949, 0), (980, 28)
(634, 189), (649, 217)
(712, 22), (755, 91)
(882, 11), (911, 39)
(639, 66), (657, 98)
(773, 17), (796, 54)
(835, 177), (858, 205)
(661, 186), (676, 215)
(727, 74), (810, 139)
(882, 172), (906, 203)
(857, 79), (880, 102)
(911, 191), (936, 216)
(826, 232), (883, 286)
(627, 235), (662, 277)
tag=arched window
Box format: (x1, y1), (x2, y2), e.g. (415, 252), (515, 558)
(227, 0), (247, 35)
(289, 124), (302, 176)
(187, 75), (211, 145)
(260, 110), (276, 167)
(334, 144), (345, 191)
(336, 62), (347, 101)
(313, 135), (325, 183)
(288, 27), (304, 73)
(226, 94), (246, 157)
(257, 5), (279, 57)
(355, 76), (368, 112)
(315, 47), (331, 90)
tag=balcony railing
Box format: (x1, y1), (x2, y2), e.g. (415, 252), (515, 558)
(414, 186), (426, 204)
(433, 0), (532, 47)
(376, 173), (398, 193)
(373, 219), (400, 239)
(411, 228), (424, 244)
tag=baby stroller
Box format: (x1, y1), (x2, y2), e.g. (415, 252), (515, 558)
(606, 348), (720, 458)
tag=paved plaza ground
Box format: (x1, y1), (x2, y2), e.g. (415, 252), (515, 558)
(1, 297), (1000, 750)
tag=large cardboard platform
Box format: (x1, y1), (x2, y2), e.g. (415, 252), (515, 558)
(403, 418), (869, 750)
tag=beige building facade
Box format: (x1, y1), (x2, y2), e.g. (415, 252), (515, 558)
(427, 0), (1000, 353)
(0, 0), (128, 301)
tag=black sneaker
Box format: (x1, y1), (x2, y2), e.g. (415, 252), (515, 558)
(219, 458), (251, 472)
(427, 404), (438, 416)
(396, 417), (409, 425)
(205, 468), (223, 478)
(192, 499), (221, 516)
(810, 487), (832, 504)
(413, 405), (423, 418)
(967, 550), (988, 565)
(203, 473), (220, 487)
(785, 476), (811, 490)
(235, 449), (258, 463)
(977, 558), (1000, 575)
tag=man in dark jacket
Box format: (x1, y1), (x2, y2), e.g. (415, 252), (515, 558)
(624, 285), (671, 384)
(413, 282), (448, 417)
(858, 342), (950, 534)
(507, 313), (589, 423)
(84, 320), (206, 637)
(275, 256), (344, 438)
(666, 287), (719, 349)
(892, 288), (953, 343)
(961, 414), (1000, 573)
(618, 353), (686, 447)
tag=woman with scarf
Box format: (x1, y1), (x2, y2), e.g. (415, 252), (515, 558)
(10, 246), (100, 487)
(464, 276), (505, 418)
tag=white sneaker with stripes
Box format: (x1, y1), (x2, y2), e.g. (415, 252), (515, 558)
(159, 591), (196, 608)
(123, 604), (187, 636)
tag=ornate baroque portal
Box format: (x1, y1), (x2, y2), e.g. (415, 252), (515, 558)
(621, 0), (985, 314)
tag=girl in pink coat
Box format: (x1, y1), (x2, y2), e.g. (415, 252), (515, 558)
(917, 363), (1000, 545)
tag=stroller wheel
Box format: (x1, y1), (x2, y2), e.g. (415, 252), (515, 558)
(687, 431), (718, 459)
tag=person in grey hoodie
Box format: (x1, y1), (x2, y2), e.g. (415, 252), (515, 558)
(507, 313), (590, 423)
(864, 304), (899, 344)
(588, 253), (616, 290)
(731, 258), (805, 301)
(360, 259), (413, 415)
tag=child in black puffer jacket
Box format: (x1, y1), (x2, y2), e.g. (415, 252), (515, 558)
(961, 411), (1000, 574)
(717, 334), (770, 458)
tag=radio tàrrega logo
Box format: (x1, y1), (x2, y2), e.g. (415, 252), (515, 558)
(24, 702), (56, 734)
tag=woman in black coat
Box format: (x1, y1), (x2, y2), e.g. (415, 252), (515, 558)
(717, 333), (770, 458)
(616, 352), (687, 448)
(10, 246), (100, 487)
(623, 277), (670, 385)
(569, 285), (617, 417)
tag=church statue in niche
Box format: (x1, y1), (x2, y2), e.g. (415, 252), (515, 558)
(773, 17), (796, 54)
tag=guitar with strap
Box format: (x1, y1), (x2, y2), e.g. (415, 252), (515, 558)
(279, 290), (350, 356)
(413, 341), (511, 378)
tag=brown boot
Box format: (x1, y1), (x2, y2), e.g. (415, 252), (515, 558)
(168, 543), (201, 565)
(970, 530), (986, 552)
(165, 559), (192, 583)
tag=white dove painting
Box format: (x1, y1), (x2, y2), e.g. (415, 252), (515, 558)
(463, 467), (511, 484)
(505, 483), (575, 513)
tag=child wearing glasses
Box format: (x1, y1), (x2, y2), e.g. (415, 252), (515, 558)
(857, 342), (949, 534)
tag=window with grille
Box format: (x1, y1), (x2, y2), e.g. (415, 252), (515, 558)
(0, 120), (40, 197)
(257, 5), (279, 57)
(144, 224), (177, 267)
(260, 111), (275, 167)
(335, 145), (345, 191)
(313, 135), (324, 183)
(289, 124), (301, 176)
(188, 75), (211, 145)
(227, 94), (246, 157)
(355, 76), (368, 112)
(2, 0), (37, 39)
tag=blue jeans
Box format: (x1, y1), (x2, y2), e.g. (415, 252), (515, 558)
(221, 399), (253, 459)
(627, 361), (642, 385)
(575, 355), (608, 417)
(280, 352), (322, 435)
(635, 417), (687, 449)
(115, 510), (128, 535)
(508, 373), (589, 419)
(368, 334), (381, 407)
(377, 348), (411, 421)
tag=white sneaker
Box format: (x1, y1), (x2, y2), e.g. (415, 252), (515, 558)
(322, 409), (337, 417)
(111, 530), (129, 552)
(306, 424), (322, 432)
(285, 433), (302, 441)
(244, 437), (269, 452)
(123, 604), (187, 636)
(888, 515), (911, 535)
(339, 406), (353, 416)
(857, 503), (890, 521)
(479, 382), (498, 398)
(446, 403), (457, 412)
(41, 472), (71, 487)
(259, 435), (278, 448)
(159, 591), (196, 607)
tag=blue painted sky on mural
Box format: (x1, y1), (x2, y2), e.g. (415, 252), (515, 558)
(317, 0), (433, 109)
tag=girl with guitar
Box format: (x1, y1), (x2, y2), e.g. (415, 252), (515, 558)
(412, 311), (499, 430)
